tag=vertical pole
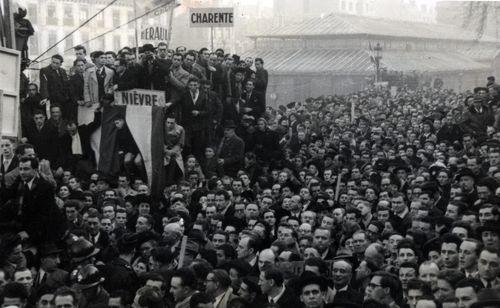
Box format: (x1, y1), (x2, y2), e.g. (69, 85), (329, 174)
(210, 26), (214, 51)
(133, 0), (139, 61)
(167, 2), (175, 48)
(2, 0), (16, 49)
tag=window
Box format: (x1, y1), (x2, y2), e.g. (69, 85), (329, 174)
(113, 35), (121, 50)
(46, 4), (57, 25)
(48, 31), (57, 48)
(80, 5), (89, 22)
(63, 5), (74, 26)
(27, 4), (38, 24)
(113, 10), (120, 28)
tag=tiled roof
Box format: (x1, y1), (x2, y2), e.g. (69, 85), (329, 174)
(249, 14), (498, 42)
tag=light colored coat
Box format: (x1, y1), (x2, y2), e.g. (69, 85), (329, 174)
(83, 65), (114, 104)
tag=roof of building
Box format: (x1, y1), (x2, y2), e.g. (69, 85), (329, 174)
(249, 14), (498, 42)
(243, 48), (490, 75)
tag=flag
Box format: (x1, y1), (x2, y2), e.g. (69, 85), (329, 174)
(96, 89), (167, 197)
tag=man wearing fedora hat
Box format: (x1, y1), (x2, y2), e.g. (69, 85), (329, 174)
(35, 243), (68, 290)
(477, 221), (500, 250)
(75, 264), (109, 308)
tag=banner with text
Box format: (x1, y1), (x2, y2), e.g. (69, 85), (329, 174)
(189, 7), (234, 27)
(114, 89), (166, 107)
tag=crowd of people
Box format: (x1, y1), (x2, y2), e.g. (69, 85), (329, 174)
(1, 41), (500, 308)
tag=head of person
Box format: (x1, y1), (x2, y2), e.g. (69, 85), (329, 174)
(204, 269), (231, 297)
(258, 266), (283, 296)
(170, 268), (196, 303)
(454, 278), (483, 308)
(53, 287), (78, 308)
(364, 272), (403, 306)
(50, 54), (64, 70)
(406, 279), (433, 308)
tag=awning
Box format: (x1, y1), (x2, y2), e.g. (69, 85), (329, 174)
(243, 48), (489, 74)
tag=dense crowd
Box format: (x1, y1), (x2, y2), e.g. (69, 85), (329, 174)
(1, 42), (500, 308)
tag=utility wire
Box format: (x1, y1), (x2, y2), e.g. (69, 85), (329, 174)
(33, 0), (176, 65)
(32, 0), (119, 63)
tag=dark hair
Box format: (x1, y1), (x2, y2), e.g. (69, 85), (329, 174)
(304, 257), (328, 275)
(137, 287), (163, 308)
(437, 269), (465, 288)
(109, 290), (132, 306)
(51, 54), (64, 63)
(74, 45), (87, 54)
(406, 279), (432, 296)
(189, 292), (213, 308)
(171, 268), (196, 289)
(73, 59), (85, 66)
(211, 269), (231, 289)
(19, 156), (39, 170)
(263, 266), (284, 287)
(372, 271), (403, 304)
(187, 76), (199, 84)
(440, 233), (462, 250)
(54, 286), (78, 306)
(455, 278), (484, 293)
(255, 58), (263, 65)
(105, 51), (117, 58)
(92, 51), (105, 58)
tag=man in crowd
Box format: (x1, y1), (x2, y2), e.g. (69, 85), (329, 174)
(7, 40), (500, 308)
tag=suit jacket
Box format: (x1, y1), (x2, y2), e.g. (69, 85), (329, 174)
(274, 286), (301, 308)
(84, 66), (114, 104)
(217, 134), (244, 177)
(255, 69), (268, 93)
(23, 123), (58, 161)
(34, 268), (69, 289)
(0, 155), (19, 189)
(331, 286), (363, 305)
(114, 68), (138, 91)
(39, 65), (70, 105)
(2, 176), (66, 243)
(137, 58), (169, 90)
(241, 90), (265, 119)
(181, 90), (209, 131)
(59, 111), (102, 166)
(69, 73), (84, 102)
(214, 288), (238, 308)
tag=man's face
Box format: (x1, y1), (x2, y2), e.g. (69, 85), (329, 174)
(300, 284), (323, 308)
(398, 248), (417, 265)
(245, 81), (254, 92)
(391, 197), (406, 214)
(106, 54), (115, 65)
(65, 206), (78, 221)
(435, 279), (454, 302)
(75, 49), (86, 60)
(116, 212), (127, 226)
(258, 271), (272, 295)
(478, 250), (500, 280)
(237, 237), (251, 259)
(87, 217), (101, 235)
(364, 275), (386, 303)
(479, 207), (495, 225)
(407, 289), (423, 308)
(3, 297), (25, 308)
(19, 161), (36, 182)
(170, 277), (188, 302)
(184, 55), (195, 67)
(0, 139), (13, 157)
(352, 233), (368, 254)
(204, 272), (217, 296)
(313, 229), (331, 253)
(455, 287), (477, 308)
(419, 264), (439, 290)
(102, 206), (115, 219)
(37, 294), (54, 308)
(459, 241), (478, 270)
(332, 261), (351, 287)
(172, 55), (182, 67)
(459, 176), (474, 192)
(188, 80), (199, 92)
(441, 243), (459, 268)
(157, 46), (168, 58)
(28, 85), (38, 96)
(212, 234), (226, 249)
(97, 55), (107, 66)
(445, 204), (459, 220)
(51, 58), (62, 69)
(34, 113), (46, 126)
(399, 267), (416, 290)
(15, 269), (33, 291)
(482, 230), (500, 249)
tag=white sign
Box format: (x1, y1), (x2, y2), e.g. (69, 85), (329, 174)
(141, 27), (168, 42)
(114, 89), (166, 106)
(189, 7), (234, 28)
(0, 47), (21, 138)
